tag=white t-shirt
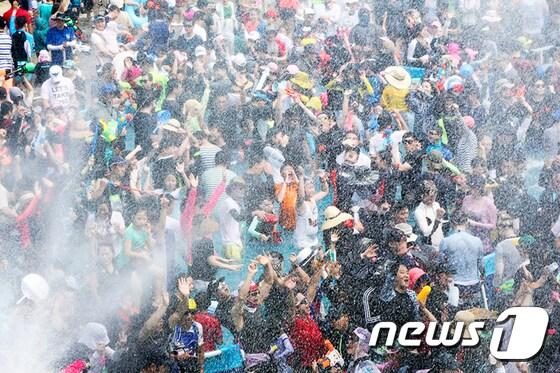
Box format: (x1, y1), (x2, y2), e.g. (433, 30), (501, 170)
(91, 28), (120, 65)
(336, 151), (371, 168)
(368, 130), (406, 155)
(0, 181), (10, 224)
(294, 200), (319, 249)
(218, 196), (242, 246)
(414, 201), (444, 248)
(40, 77), (75, 110)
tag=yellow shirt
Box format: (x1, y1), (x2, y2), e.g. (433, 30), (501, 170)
(381, 85), (409, 112)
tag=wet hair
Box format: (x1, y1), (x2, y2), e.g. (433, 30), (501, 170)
(468, 174), (486, 193)
(214, 150), (228, 166)
(377, 111), (393, 129)
(0, 17), (6, 30)
(376, 149), (393, 166)
(192, 131), (208, 141)
(390, 202), (408, 219)
(1, 101), (13, 117)
(15, 15), (26, 29)
(451, 211), (468, 226)
(471, 157), (486, 169)
(267, 126), (286, 141)
(194, 292), (211, 311)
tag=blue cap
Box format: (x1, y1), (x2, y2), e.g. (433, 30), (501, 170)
(157, 110), (171, 124)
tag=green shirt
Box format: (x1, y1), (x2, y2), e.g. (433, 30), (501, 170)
(116, 224), (149, 269)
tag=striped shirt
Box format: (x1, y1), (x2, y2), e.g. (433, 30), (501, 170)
(198, 144), (221, 172)
(200, 166), (237, 203)
(0, 32), (12, 70)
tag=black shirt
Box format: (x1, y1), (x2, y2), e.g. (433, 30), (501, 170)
(176, 34), (204, 60)
(317, 128), (344, 171)
(133, 111), (156, 158)
(189, 238), (216, 282)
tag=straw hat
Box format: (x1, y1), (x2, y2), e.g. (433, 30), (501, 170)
(454, 310), (476, 338)
(235, 74), (254, 91)
(290, 71), (313, 90)
(321, 206), (353, 231)
(383, 66), (411, 90)
(481, 9), (502, 23)
(395, 223), (418, 243)
(161, 118), (186, 134)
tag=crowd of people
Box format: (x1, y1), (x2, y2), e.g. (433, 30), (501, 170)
(3, 0), (560, 372)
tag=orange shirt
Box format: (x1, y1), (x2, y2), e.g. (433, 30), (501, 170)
(275, 182), (298, 231)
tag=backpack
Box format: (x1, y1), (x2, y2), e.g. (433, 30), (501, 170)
(11, 29), (27, 63)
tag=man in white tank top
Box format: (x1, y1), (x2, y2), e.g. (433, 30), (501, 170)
(294, 168), (329, 249)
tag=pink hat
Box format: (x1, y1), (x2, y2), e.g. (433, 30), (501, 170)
(447, 42), (460, 56)
(286, 64), (300, 75)
(463, 116), (475, 129)
(261, 62), (279, 73)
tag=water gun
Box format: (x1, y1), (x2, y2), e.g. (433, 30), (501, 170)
(62, 16), (85, 42)
(417, 285), (432, 305)
(317, 340), (344, 370)
(6, 62), (36, 79)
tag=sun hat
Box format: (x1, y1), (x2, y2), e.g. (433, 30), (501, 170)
(395, 223), (418, 243)
(235, 74), (254, 90)
(290, 71), (313, 89)
(321, 206), (353, 231)
(161, 118), (186, 134)
(379, 36), (396, 53)
(383, 66), (411, 90)
(17, 273), (50, 304)
(481, 9), (502, 23)
(454, 310), (476, 338)
(78, 323), (110, 350)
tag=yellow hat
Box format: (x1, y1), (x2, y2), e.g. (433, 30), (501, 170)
(290, 72), (313, 90)
(301, 37), (317, 47)
(306, 96), (322, 111)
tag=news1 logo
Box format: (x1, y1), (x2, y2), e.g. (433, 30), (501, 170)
(369, 307), (549, 360)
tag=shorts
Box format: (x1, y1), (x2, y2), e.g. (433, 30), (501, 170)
(223, 243), (243, 261)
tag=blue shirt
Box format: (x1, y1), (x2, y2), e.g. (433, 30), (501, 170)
(440, 230), (483, 284)
(147, 20), (169, 55)
(45, 26), (75, 65)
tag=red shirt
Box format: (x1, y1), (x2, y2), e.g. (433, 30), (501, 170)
(2, 7), (31, 27)
(289, 315), (325, 367)
(194, 312), (222, 352)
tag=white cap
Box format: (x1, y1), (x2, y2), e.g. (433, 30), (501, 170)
(247, 31), (260, 41)
(230, 53), (247, 68)
(110, 0), (124, 8)
(194, 45), (207, 57)
(49, 65), (63, 82)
